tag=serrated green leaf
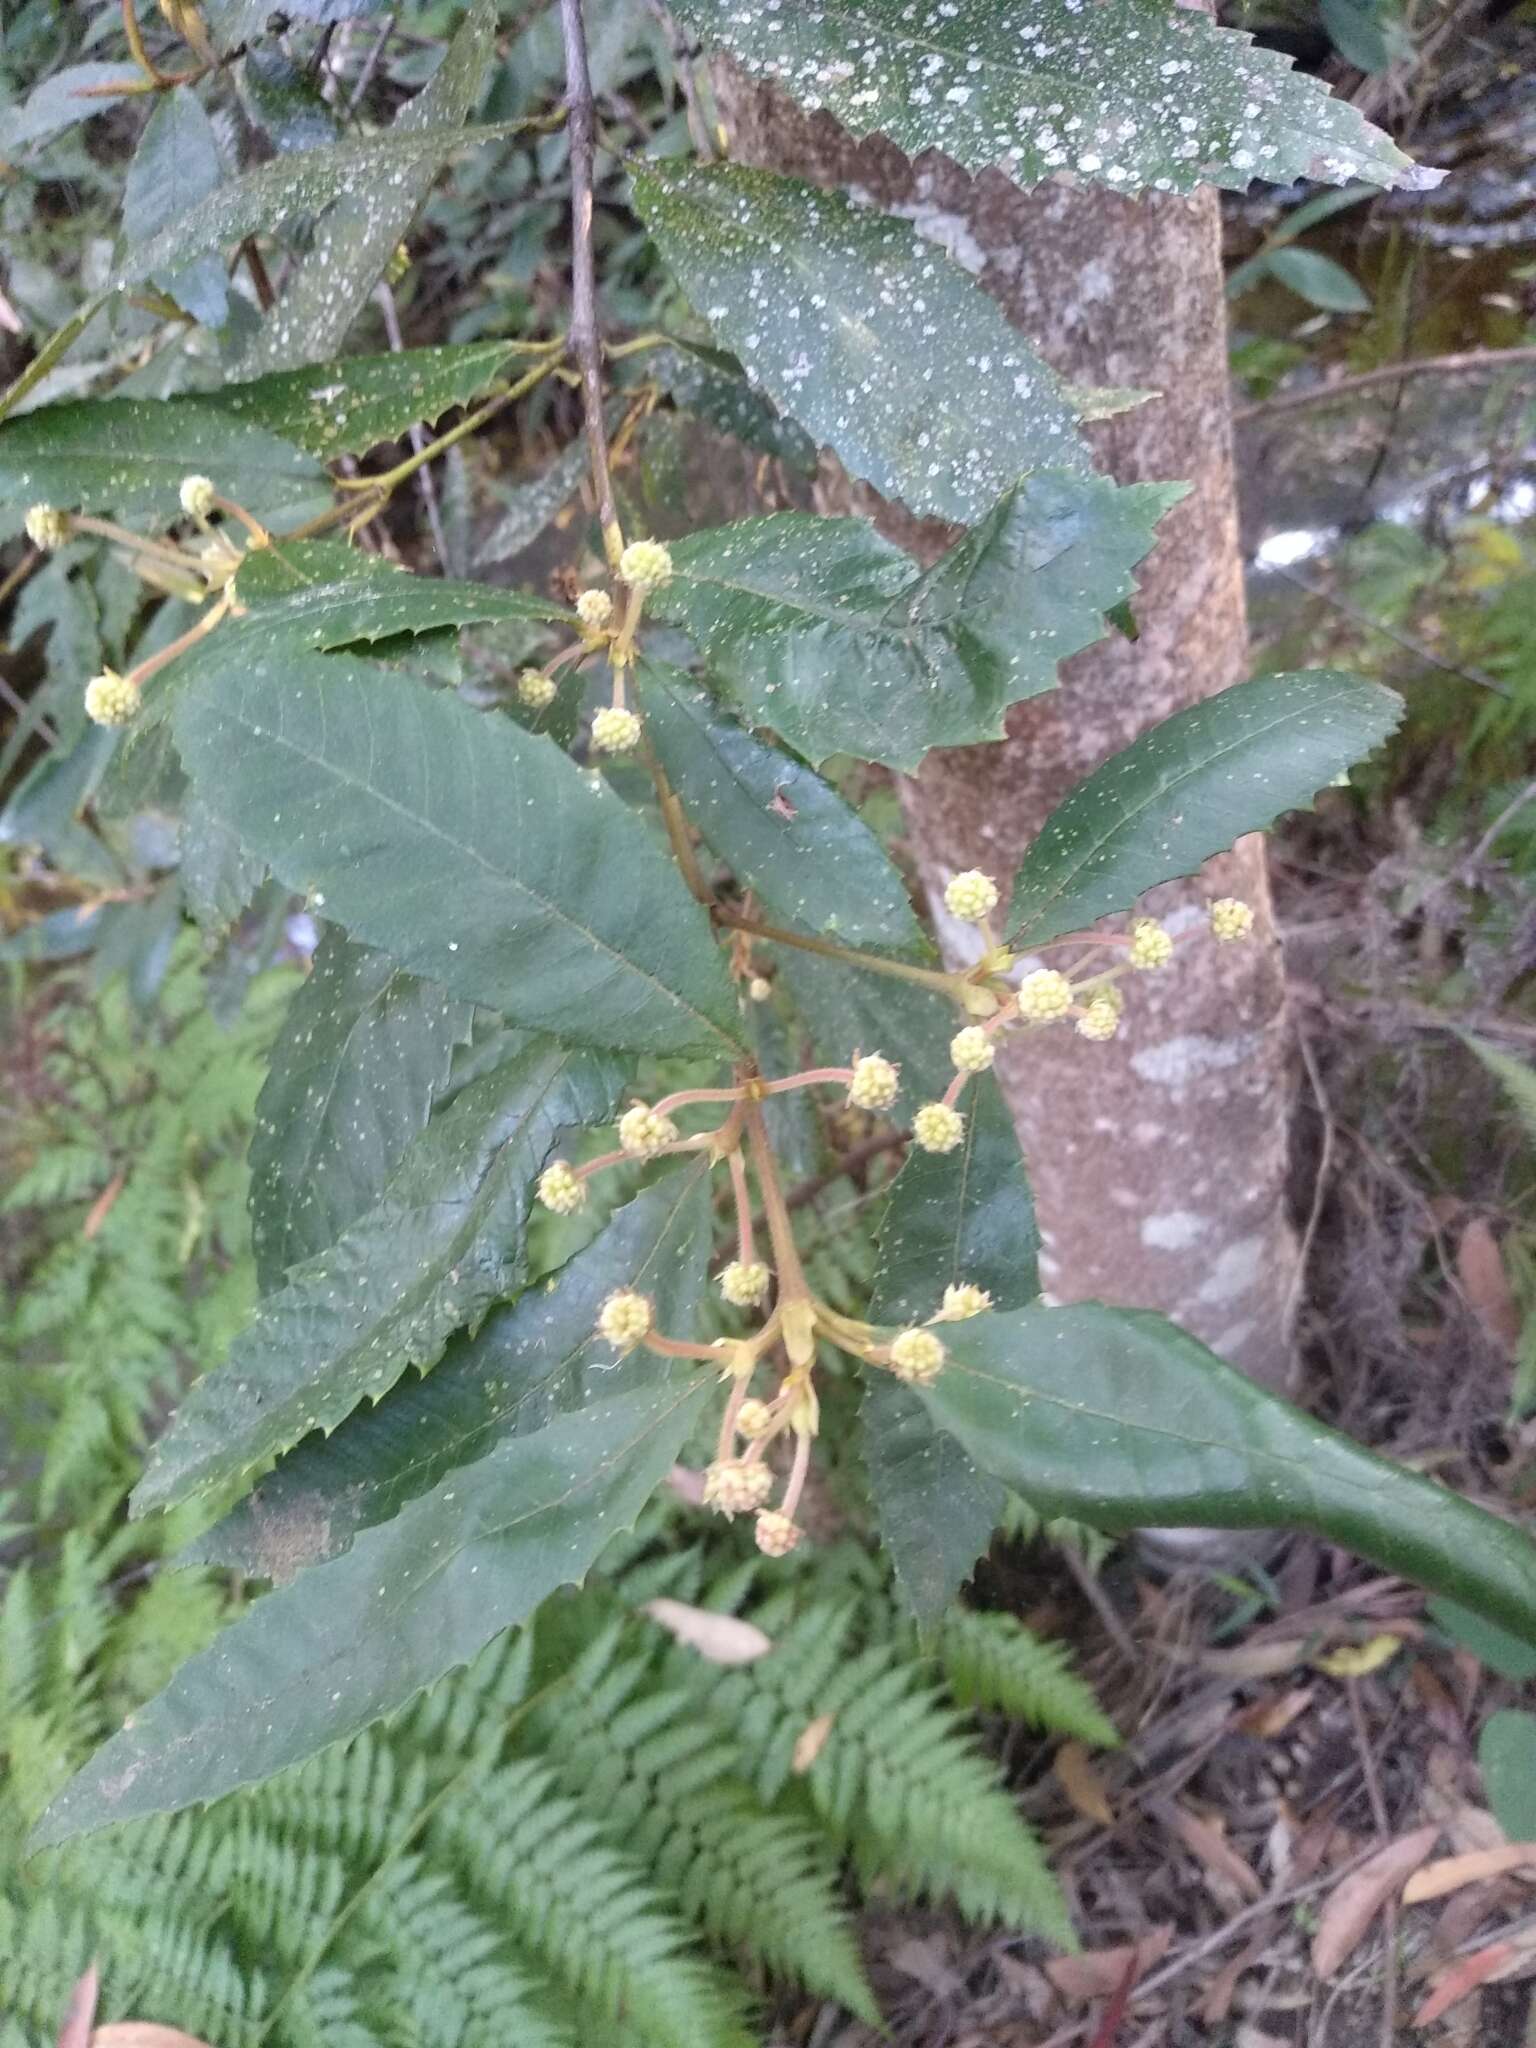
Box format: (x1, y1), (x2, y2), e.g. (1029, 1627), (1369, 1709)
(134, 1038), (628, 1514)
(0, 64), (141, 158)
(638, 657), (924, 952)
(121, 86), (229, 329)
(864, 1074), (1038, 1621)
(632, 163), (1086, 525)
(170, 649), (744, 1056)
(249, 929), (475, 1289)
(198, 1164), (713, 1575)
(656, 475), (1176, 769)
(923, 1302), (1536, 1641)
(195, 341), (523, 457)
(36, 1377), (707, 1844)
(241, 1), (497, 372)
(0, 398), (324, 523)
(178, 791), (267, 930)
(674, 0), (1423, 199)
(647, 341), (817, 474)
(1007, 670), (1403, 946)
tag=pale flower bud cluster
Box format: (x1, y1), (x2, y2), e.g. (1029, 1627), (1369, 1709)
(1075, 997), (1121, 1042)
(935, 1282), (991, 1321)
(718, 1260), (771, 1308)
(537, 1160), (586, 1215)
(703, 1458), (775, 1516)
(1128, 916), (1174, 971)
(754, 1509), (801, 1557)
(912, 1102), (965, 1154)
(734, 1397), (775, 1439)
(618, 1102), (679, 1158)
(949, 1025), (995, 1075)
(575, 588), (614, 631)
(1016, 968), (1073, 1022)
(888, 1327), (946, 1385)
(83, 669), (140, 728)
(618, 537), (673, 591)
(847, 1052), (900, 1112)
(179, 474), (217, 519)
(25, 504), (72, 551)
(943, 869), (999, 923)
(597, 1289), (652, 1350)
(591, 705), (642, 754)
(517, 668), (557, 710)
(1210, 896), (1255, 942)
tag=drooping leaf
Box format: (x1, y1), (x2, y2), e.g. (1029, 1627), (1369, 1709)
(864, 1074), (1038, 1621)
(1264, 246), (1371, 313)
(170, 650), (744, 1057)
(121, 85), (229, 329)
(673, 0), (1425, 199)
(0, 398), (324, 523)
(198, 1163), (714, 1575)
(241, 1), (497, 372)
(0, 64), (141, 158)
(36, 1377), (708, 1844)
(632, 163), (1087, 525)
(1007, 670), (1403, 947)
(134, 1038), (628, 1514)
(249, 929), (475, 1289)
(638, 658), (924, 953)
(647, 341), (818, 474)
(195, 342), (524, 458)
(1479, 1712), (1536, 1844)
(475, 438), (592, 565)
(238, 46), (343, 153)
(923, 1302), (1536, 1641)
(656, 476), (1177, 770)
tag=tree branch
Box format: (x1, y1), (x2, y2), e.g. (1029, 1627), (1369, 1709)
(559, 0), (623, 570)
(1234, 345), (1536, 425)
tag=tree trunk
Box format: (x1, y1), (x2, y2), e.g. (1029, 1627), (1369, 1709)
(715, 78), (1302, 1401)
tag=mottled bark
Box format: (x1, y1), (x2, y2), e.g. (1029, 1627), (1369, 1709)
(717, 74), (1302, 1399)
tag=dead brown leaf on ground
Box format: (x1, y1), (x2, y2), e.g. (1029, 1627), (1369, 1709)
(1311, 1823), (1441, 1979)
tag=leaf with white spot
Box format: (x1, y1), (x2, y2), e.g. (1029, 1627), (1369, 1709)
(1007, 669), (1403, 946)
(249, 929), (475, 1289)
(637, 657), (925, 951)
(37, 1377), (707, 1842)
(632, 162), (1087, 525)
(196, 342), (527, 458)
(121, 87), (230, 328)
(675, 0), (1430, 198)
(655, 475), (1178, 770)
(134, 1037), (629, 1513)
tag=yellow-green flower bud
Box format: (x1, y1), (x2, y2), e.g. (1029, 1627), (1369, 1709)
(537, 1160), (586, 1214)
(618, 537), (673, 591)
(1128, 917), (1174, 971)
(912, 1102), (965, 1154)
(24, 504), (72, 551)
(618, 1102), (679, 1158)
(517, 668), (557, 710)
(943, 869), (999, 923)
(575, 588), (614, 631)
(949, 1025), (995, 1074)
(179, 474), (216, 519)
(591, 705), (642, 754)
(889, 1326), (946, 1384)
(1210, 897), (1255, 943)
(83, 669), (140, 728)
(719, 1260), (771, 1308)
(847, 1052), (900, 1112)
(754, 1508), (801, 1557)
(597, 1289), (652, 1350)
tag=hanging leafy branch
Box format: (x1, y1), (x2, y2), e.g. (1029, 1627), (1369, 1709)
(3, 0), (1527, 1888)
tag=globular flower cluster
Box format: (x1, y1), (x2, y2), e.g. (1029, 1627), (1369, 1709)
(936, 1282), (991, 1321)
(1016, 968), (1074, 1022)
(888, 1327), (946, 1385)
(719, 1259), (771, 1307)
(847, 1052), (900, 1112)
(619, 1101), (679, 1158)
(618, 538), (673, 591)
(592, 704), (642, 755)
(949, 1025), (995, 1075)
(575, 587), (614, 631)
(1076, 996), (1121, 1042)
(518, 668), (557, 710)
(25, 504), (72, 552)
(734, 1397), (775, 1439)
(597, 1289), (652, 1350)
(702, 1458), (775, 1516)
(754, 1509), (801, 1558)
(912, 1102), (966, 1155)
(1128, 917), (1174, 971)
(944, 869), (999, 924)
(1210, 896), (1255, 942)
(537, 1160), (586, 1215)
(179, 474), (217, 520)
(83, 669), (140, 728)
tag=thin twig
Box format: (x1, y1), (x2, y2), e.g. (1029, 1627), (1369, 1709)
(374, 281), (450, 571)
(646, 0), (717, 157)
(1233, 345), (1536, 424)
(783, 1129), (908, 1213)
(1269, 561), (1511, 699)
(346, 9), (398, 116)
(1468, 776), (1536, 870)
(1290, 1025), (1338, 1333)
(1347, 1679), (1399, 2048)
(559, 0), (623, 569)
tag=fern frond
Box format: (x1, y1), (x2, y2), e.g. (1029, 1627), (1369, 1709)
(935, 1607), (1120, 1746)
